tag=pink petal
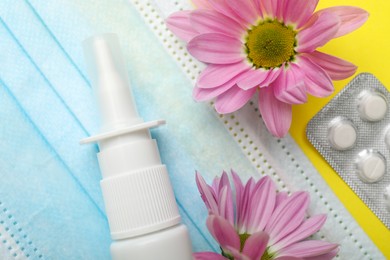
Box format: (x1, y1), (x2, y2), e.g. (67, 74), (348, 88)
(217, 187), (230, 222)
(259, 68), (282, 87)
(260, 0), (279, 19)
(226, 0), (259, 25)
(188, 33), (244, 64)
(215, 86), (256, 113)
(297, 12), (340, 53)
(231, 170), (244, 191)
(278, 240), (338, 258)
(240, 177), (266, 232)
(265, 192), (310, 245)
(193, 86), (228, 102)
(211, 174), (223, 197)
(252, 0), (263, 16)
(195, 172), (219, 213)
(237, 178), (256, 233)
(316, 6), (369, 38)
(258, 86), (292, 138)
(305, 51), (357, 80)
(274, 257), (303, 260)
(305, 248), (339, 260)
(197, 62), (250, 89)
(206, 215), (241, 251)
(194, 68), (254, 101)
(218, 171), (230, 191)
(242, 231), (269, 259)
(298, 56), (334, 97)
(237, 68), (270, 90)
(193, 78), (236, 102)
(272, 214), (327, 251)
(282, 0), (319, 28)
(275, 0), (286, 20)
(218, 185), (235, 225)
(273, 64), (307, 104)
(231, 171), (244, 225)
(192, 0), (213, 9)
(166, 11), (198, 42)
(275, 192), (288, 208)
(211, 174), (221, 191)
(226, 247), (251, 260)
(246, 176), (277, 233)
(193, 252), (226, 260)
(208, 0), (246, 24)
(190, 10), (245, 38)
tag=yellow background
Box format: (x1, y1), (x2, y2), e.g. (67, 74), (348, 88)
(290, 0), (390, 257)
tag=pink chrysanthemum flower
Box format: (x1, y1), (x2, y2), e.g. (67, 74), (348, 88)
(194, 171), (338, 260)
(167, 0), (368, 137)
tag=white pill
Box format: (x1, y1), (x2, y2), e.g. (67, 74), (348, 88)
(327, 119), (357, 150)
(385, 186), (390, 212)
(356, 150), (386, 183)
(385, 128), (390, 149)
(358, 91), (388, 121)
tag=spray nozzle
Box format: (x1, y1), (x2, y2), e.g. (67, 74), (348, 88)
(80, 34), (164, 145)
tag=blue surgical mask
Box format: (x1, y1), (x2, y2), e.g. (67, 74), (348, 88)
(0, 0), (383, 259)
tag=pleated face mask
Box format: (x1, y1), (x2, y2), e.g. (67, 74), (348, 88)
(0, 0), (384, 259)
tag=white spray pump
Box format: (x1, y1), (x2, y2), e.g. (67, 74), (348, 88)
(81, 33), (193, 260)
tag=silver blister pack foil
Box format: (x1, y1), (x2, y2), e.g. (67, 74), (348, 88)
(307, 73), (390, 229)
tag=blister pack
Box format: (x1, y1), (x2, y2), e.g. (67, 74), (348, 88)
(307, 73), (390, 229)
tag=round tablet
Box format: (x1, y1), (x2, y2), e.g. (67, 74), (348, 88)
(327, 118), (357, 150)
(385, 128), (390, 149)
(355, 150), (386, 183)
(358, 91), (388, 121)
(384, 186), (390, 212)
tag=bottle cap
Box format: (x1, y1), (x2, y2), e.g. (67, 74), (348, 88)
(81, 34), (179, 240)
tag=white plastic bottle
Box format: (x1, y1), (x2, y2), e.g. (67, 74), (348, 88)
(81, 33), (193, 260)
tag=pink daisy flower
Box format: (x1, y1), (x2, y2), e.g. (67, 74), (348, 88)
(166, 0), (368, 137)
(194, 171), (338, 259)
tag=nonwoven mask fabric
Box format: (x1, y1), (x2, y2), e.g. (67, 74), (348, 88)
(0, 0), (384, 259)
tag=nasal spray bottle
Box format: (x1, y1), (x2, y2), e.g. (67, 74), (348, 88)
(81, 34), (193, 260)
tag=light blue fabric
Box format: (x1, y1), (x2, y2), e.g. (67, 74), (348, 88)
(0, 0), (258, 258)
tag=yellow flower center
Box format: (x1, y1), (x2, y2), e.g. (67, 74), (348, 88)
(245, 20), (297, 69)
